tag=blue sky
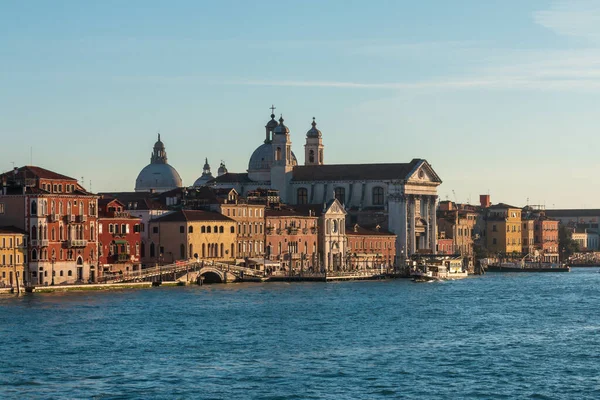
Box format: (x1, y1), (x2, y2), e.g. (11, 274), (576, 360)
(2, 0), (600, 208)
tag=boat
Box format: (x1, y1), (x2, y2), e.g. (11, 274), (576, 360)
(410, 256), (468, 282)
(485, 261), (570, 273)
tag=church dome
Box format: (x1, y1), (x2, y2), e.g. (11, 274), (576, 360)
(266, 113), (278, 131)
(248, 143), (298, 172)
(135, 134), (183, 193)
(306, 117), (321, 138)
(135, 163), (183, 192)
(193, 157), (214, 187)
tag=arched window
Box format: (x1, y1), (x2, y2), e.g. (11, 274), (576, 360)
(334, 187), (345, 204)
(140, 242), (145, 257)
(202, 243), (206, 258)
(31, 225), (37, 240)
(32, 249), (37, 260)
(220, 243), (224, 258)
(372, 187), (384, 206)
(188, 226), (193, 233)
(207, 226), (211, 233)
(219, 226), (224, 233)
(201, 226), (206, 233)
(31, 200), (37, 216)
(189, 244), (193, 258)
(231, 243), (234, 258)
(276, 147), (282, 161)
(180, 244), (185, 259)
(230, 226), (235, 234)
(297, 188), (308, 205)
(150, 242), (155, 258)
(309, 150), (315, 163)
(214, 225), (218, 233)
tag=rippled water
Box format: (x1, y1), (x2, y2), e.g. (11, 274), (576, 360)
(1, 268), (600, 399)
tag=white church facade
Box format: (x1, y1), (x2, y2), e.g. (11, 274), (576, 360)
(207, 110), (443, 261)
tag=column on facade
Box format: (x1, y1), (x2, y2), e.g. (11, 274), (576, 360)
(409, 195), (416, 255)
(424, 196), (430, 250)
(429, 195), (437, 254)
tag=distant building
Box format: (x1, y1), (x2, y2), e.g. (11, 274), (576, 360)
(0, 226), (27, 288)
(206, 110), (442, 261)
(193, 158), (214, 187)
(485, 203), (523, 255)
(135, 134), (183, 193)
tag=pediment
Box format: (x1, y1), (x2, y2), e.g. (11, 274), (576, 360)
(324, 198), (347, 216)
(406, 160), (442, 184)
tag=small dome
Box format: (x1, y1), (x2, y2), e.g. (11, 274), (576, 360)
(154, 133), (165, 149)
(306, 117), (321, 138)
(273, 116), (289, 135)
(135, 163), (183, 193)
(218, 161), (228, 176)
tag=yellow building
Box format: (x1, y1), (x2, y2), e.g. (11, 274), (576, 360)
(148, 210), (237, 264)
(486, 203), (522, 255)
(0, 226), (27, 289)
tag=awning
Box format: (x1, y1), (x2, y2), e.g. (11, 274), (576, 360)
(114, 240), (128, 245)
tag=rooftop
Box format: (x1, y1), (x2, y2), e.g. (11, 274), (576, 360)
(151, 210), (234, 223)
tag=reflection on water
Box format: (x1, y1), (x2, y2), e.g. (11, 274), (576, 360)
(1, 269), (600, 399)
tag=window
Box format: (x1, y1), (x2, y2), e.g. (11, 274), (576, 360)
(153, 226), (158, 234)
(207, 226), (211, 233)
(150, 243), (156, 258)
(201, 226), (206, 233)
(219, 226), (224, 233)
(492, 225), (497, 232)
(180, 244), (185, 259)
(180, 226), (185, 233)
(334, 187), (345, 204)
(31, 200), (37, 216)
(188, 226), (193, 233)
(309, 149), (315, 163)
(297, 188), (308, 205)
(372, 187), (384, 206)
(0, 203), (4, 214)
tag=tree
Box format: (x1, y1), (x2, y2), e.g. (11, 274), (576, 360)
(559, 225), (579, 261)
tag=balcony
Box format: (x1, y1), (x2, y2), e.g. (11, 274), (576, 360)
(39, 240), (49, 247)
(116, 253), (131, 262)
(76, 215), (87, 223)
(66, 214), (76, 223)
(112, 211), (131, 218)
(48, 214), (60, 222)
(67, 239), (88, 248)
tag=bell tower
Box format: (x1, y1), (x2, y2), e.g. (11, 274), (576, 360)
(271, 115), (294, 202)
(304, 117), (324, 166)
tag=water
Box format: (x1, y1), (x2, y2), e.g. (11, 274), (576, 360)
(1, 269), (600, 399)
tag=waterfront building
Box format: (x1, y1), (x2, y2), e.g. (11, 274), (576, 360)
(219, 200), (266, 261)
(437, 236), (454, 255)
(437, 201), (478, 258)
(0, 226), (27, 288)
(535, 217), (559, 262)
(207, 109), (442, 261)
(99, 192), (170, 267)
(0, 166), (99, 285)
(135, 134), (183, 193)
(346, 224), (396, 270)
(264, 207), (318, 273)
(97, 198), (142, 276)
(485, 203), (523, 255)
(521, 218), (536, 256)
(148, 210), (236, 264)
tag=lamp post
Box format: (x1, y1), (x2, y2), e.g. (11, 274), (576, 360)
(51, 255), (56, 286)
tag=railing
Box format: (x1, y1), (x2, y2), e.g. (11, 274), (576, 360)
(39, 240), (49, 247)
(117, 253), (130, 262)
(48, 214), (60, 222)
(67, 239), (87, 248)
(76, 215), (87, 223)
(67, 214), (76, 223)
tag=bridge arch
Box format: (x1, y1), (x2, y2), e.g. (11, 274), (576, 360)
(199, 267), (225, 284)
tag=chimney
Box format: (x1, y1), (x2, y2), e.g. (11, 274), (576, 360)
(480, 194), (491, 208)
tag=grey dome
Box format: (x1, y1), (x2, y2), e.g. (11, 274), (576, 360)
(135, 163), (183, 193)
(273, 116), (289, 135)
(248, 143), (297, 171)
(307, 118), (321, 138)
(193, 175), (212, 187)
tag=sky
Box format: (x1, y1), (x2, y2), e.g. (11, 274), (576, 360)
(2, 0), (600, 208)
